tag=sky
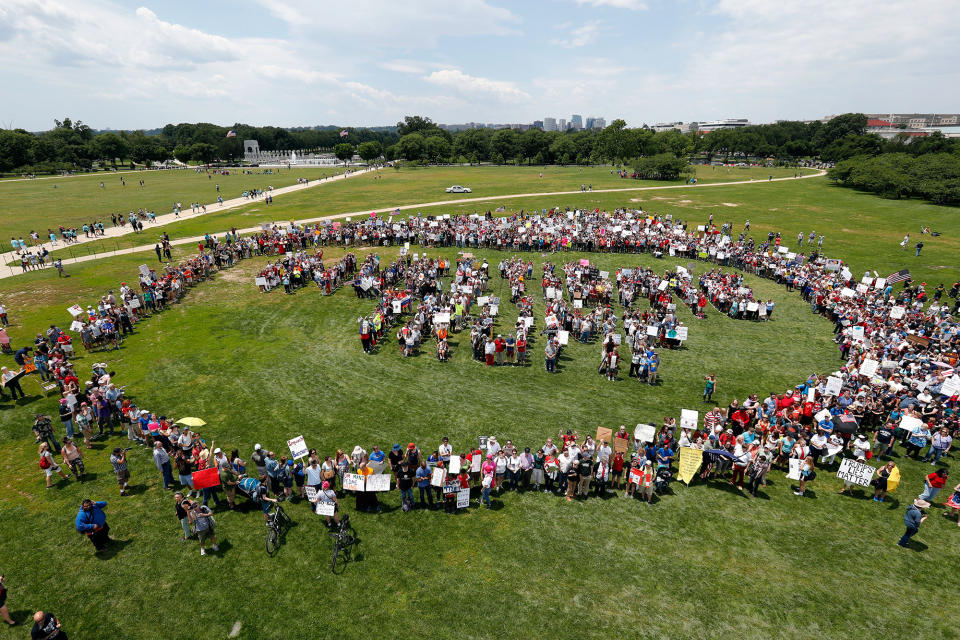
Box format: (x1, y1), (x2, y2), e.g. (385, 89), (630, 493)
(1, 0), (959, 132)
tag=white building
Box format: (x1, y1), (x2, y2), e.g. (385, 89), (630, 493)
(543, 117), (557, 131)
(559, 118), (567, 131)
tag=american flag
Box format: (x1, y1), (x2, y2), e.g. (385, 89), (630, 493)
(885, 269), (911, 285)
(225, 130), (237, 138)
(339, 129), (349, 138)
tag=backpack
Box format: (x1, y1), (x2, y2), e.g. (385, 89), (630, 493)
(39, 455), (51, 470)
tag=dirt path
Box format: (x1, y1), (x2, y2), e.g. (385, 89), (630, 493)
(0, 170), (825, 279)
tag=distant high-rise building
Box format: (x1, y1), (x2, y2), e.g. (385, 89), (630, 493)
(593, 117), (606, 129)
(585, 117), (595, 129)
(570, 114), (583, 130)
(533, 120), (544, 129)
(543, 117), (557, 131)
(559, 118), (566, 131)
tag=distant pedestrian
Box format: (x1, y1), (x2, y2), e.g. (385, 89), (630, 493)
(915, 241), (924, 256)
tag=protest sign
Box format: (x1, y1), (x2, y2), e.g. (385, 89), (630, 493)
(814, 409), (831, 423)
(545, 287), (556, 299)
(69, 320), (83, 332)
(826, 443), (844, 458)
(489, 304), (498, 316)
(787, 458), (802, 481)
(478, 436), (488, 449)
(595, 426), (613, 444)
(941, 375), (960, 398)
(255, 277), (268, 287)
(881, 359), (897, 370)
(629, 468), (644, 485)
(573, 299), (583, 309)
(286, 435), (308, 460)
(859, 359), (879, 378)
(856, 283), (869, 294)
(675, 326), (688, 341)
(431, 467), (446, 488)
(634, 423), (656, 443)
(579, 259), (590, 266)
(433, 312), (450, 324)
(899, 415), (923, 433)
(612, 334), (622, 345)
(470, 455), (481, 473)
(315, 502), (336, 516)
(807, 387), (816, 402)
(478, 296), (489, 306)
(67, 304), (84, 317)
(837, 458), (874, 487)
(658, 280), (668, 291)
(613, 438), (629, 453)
(825, 376), (843, 396)
(825, 259), (841, 272)
(365, 474), (391, 492)
(848, 326), (864, 342)
(138, 264), (152, 278)
(747, 302), (759, 312)
(393, 301), (402, 314)
(449, 455), (461, 475)
(557, 330), (569, 346)
(646, 325), (659, 337)
(599, 270), (609, 279)
(305, 486), (318, 502)
(840, 287), (855, 298)
(457, 488), (471, 509)
(191, 467), (220, 490)
(342, 473), (365, 492)
(680, 409), (699, 430)
(840, 267), (853, 282)
(523, 317), (535, 329)
(677, 447), (703, 485)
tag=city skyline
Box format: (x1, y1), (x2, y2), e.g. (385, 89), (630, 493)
(1, 0), (958, 131)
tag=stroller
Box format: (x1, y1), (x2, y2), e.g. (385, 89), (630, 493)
(654, 467), (673, 494)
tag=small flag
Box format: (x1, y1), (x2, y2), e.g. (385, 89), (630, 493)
(225, 130), (237, 138)
(885, 269), (911, 285)
(340, 129), (349, 138)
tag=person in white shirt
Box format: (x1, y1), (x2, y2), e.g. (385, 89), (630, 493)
(595, 441), (612, 464)
(506, 452), (521, 490)
(438, 437), (452, 464)
(486, 436), (501, 457)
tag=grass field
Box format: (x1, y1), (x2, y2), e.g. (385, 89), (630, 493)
(4, 165), (815, 258)
(0, 172), (957, 639)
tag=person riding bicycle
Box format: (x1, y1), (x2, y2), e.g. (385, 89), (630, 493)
(311, 480), (340, 528)
(239, 475), (278, 521)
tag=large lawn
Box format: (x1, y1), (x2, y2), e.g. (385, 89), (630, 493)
(7, 164), (816, 258)
(0, 173), (957, 639)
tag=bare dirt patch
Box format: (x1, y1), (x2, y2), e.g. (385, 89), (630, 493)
(720, 202), (739, 207)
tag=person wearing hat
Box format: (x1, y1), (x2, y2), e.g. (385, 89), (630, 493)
(388, 444), (404, 472)
(395, 459), (415, 510)
(314, 480), (340, 526)
(404, 442), (420, 469)
(250, 443), (267, 479)
(109, 447), (130, 496)
(898, 498), (929, 548)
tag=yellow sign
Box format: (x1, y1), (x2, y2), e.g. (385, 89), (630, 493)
(677, 447), (703, 485)
(886, 466), (901, 493)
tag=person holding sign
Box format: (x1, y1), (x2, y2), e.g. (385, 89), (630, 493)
(792, 456), (816, 497)
(416, 460), (435, 509)
(314, 481), (340, 527)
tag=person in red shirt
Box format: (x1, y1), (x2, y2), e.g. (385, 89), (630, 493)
(494, 335), (506, 365)
(611, 451), (625, 489)
(920, 469), (949, 503)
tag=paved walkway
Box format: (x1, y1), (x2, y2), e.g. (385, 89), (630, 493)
(0, 170), (825, 279)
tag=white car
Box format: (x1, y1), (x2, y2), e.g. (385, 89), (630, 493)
(445, 185), (472, 193)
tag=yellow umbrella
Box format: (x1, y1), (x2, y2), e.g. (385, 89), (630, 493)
(176, 417), (207, 427)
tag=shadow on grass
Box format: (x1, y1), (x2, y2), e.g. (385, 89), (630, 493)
(95, 537), (132, 560)
(124, 484), (149, 496)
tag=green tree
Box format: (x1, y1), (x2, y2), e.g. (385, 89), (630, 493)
(597, 119), (636, 164)
(334, 143), (355, 164)
(454, 129), (491, 164)
(91, 133), (130, 167)
(189, 142), (217, 164)
(0, 129), (36, 171)
(491, 129), (518, 161)
(549, 136), (577, 165)
(357, 141), (383, 163)
(424, 135), (451, 163)
(395, 133), (426, 162)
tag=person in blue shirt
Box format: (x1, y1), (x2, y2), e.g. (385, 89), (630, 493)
(75, 499), (111, 551)
(656, 444), (674, 469)
(368, 445), (385, 466)
(415, 460), (434, 509)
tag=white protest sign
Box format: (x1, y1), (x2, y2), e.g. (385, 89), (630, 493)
(825, 376), (843, 396)
(658, 280), (668, 291)
(634, 423), (657, 442)
(431, 467), (446, 488)
(255, 277), (268, 286)
(899, 415), (923, 433)
(675, 326), (688, 341)
(747, 302), (759, 312)
(315, 502), (336, 516)
(433, 312), (450, 324)
(837, 458), (874, 487)
(840, 287), (856, 299)
(287, 435), (308, 460)
(365, 474), (391, 492)
(393, 301), (402, 314)
(599, 270), (609, 279)
(889, 306), (906, 319)
(67, 304), (84, 317)
(848, 326), (864, 342)
(489, 304), (498, 316)
(807, 387), (815, 402)
(859, 359), (879, 378)
(856, 283), (869, 294)
(787, 457), (803, 481)
(449, 456), (461, 475)
(646, 325), (659, 337)
(478, 296), (489, 306)
(573, 299), (583, 309)
(342, 473), (365, 492)
(305, 486), (318, 502)
(826, 443), (844, 457)
(814, 409), (831, 423)
(873, 277), (886, 289)
(557, 330), (569, 346)
(69, 320), (83, 332)
(457, 488), (471, 509)
(680, 409), (699, 430)
(941, 375), (960, 398)
(139, 264), (151, 278)
(523, 317), (534, 329)
(470, 455), (481, 473)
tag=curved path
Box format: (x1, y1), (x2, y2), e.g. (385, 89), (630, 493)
(0, 169), (826, 279)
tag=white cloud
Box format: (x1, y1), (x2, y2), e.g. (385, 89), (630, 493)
(424, 69), (531, 102)
(256, 0), (522, 46)
(575, 0), (647, 10)
(552, 20), (604, 48)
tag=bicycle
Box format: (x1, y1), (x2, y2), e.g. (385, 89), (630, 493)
(329, 514), (355, 573)
(265, 504), (291, 556)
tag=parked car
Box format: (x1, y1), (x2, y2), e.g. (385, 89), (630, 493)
(445, 185), (472, 193)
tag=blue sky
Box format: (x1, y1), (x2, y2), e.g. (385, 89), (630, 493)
(1, 0), (958, 131)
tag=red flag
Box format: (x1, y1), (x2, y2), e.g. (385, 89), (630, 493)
(192, 467), (220, 490)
